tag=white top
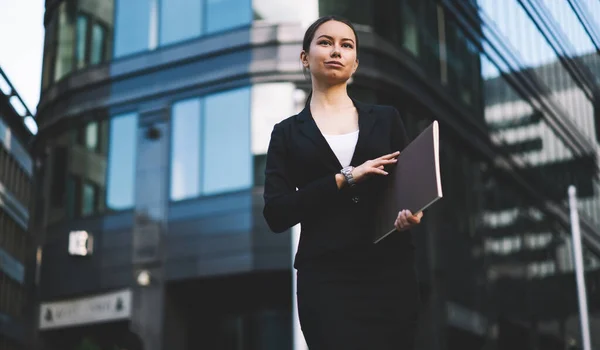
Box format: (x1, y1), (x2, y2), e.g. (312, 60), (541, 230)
(322, 130), (359, 168)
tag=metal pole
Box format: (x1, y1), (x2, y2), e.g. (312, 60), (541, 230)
(292, 88), (308, 350)
(291, 224), (308, 350)
(567, 185), (591, 350)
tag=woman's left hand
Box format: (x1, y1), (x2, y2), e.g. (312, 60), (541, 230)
(395, 210), (423, 231)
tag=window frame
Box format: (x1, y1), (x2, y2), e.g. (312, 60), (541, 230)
(169, 87), (253, 202)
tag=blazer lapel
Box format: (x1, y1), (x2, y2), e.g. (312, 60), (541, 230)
(296, 106), (343, 170)
(350, 99), (376, 166)
(295, 99), (377, 170)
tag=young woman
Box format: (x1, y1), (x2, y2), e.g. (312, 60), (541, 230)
(263, 15), (423, 349)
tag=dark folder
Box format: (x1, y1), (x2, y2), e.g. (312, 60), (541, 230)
(373, 121), (443, 244)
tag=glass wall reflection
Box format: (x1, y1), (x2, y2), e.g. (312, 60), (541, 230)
(114, 0), (252, 58)
(476, 0), (600, 228)
(333, 0), (600, 345)
(45, 0), (114, 84)
(106, 112), (138, 210)
(252, 0), (317, 23)
(170, 87), (252, 201)
(47, 111), (137, 223)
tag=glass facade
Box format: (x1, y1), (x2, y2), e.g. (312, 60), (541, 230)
(328, 0), (600, 347)
(48, 112), (137, 222)
(115, 0), (252, 58)
(170, 98), (202, 201)
(43, 0), (114, 85)
(106, 112), (138, 210)
(170, 87), (252, 201)
(160, 0), (203, 46)
(113, 0), (152, 57)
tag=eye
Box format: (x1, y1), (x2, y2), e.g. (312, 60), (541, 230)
(318, 40), (332, 46)
(342, 43), (354, 49)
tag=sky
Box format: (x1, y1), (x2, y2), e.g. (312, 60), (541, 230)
(0, 0), (45, 116)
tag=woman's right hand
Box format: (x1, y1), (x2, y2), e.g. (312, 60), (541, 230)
(351, 151), (399, 183)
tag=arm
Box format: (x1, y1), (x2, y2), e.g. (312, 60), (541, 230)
(262, 123), (344, 233)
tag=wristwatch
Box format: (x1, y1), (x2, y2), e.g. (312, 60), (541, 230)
(340, 166), (356, 187)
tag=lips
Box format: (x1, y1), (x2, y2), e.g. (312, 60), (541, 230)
(325, 61), (344, 67)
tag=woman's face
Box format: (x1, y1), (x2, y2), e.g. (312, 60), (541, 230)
(301, 20), (359, 85)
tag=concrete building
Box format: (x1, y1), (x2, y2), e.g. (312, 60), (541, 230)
(0, 67), (36, 350)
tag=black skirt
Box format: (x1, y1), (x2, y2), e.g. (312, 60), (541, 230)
(296, 246), (420, 350)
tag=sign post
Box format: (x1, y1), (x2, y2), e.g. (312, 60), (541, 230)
(568, 185), (591, 350)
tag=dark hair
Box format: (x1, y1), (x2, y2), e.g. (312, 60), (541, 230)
(302, 15), (359, 54)
(302, 15), (359, 107)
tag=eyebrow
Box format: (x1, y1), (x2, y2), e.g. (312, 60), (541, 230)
(317, 35), (355, 44)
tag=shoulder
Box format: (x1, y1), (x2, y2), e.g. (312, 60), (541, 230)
(355, 100), (401, 121)
(270, 114), (298, 136)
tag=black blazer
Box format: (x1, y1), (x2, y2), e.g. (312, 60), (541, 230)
(263, 99), (412, 269)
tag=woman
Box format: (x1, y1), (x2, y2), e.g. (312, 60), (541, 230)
(263, 15), (423, 349)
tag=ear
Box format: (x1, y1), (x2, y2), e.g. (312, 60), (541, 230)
(300, 50), (310, 68)
(352, 58), (359, 74)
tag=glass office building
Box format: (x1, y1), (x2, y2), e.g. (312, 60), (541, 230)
(0, 68), (36, 350)
(33, 0), (600, 349)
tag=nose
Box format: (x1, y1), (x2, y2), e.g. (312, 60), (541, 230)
(331, 44), (341, 58)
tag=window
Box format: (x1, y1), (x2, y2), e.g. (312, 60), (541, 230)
(54, 1), (76, 81)
(202, 88), (252, 194)
(170, 99), (201, 201)
(47, 0), (113, 84)
(47, 113), (137, 221)
(81, 182), (97, 216)
(116, 0), (252, 56)
(206, 0), (252, 34)
(160, 0), (203, 46)
(114, 0), (152, 57)
(401, 1), (419, 56)
(85, 121), (99, 151)
(90, 23), (106, 65)
(170, 87), (252, 201)
(106, 112), (138, 210)
(76, 14), (89, 69)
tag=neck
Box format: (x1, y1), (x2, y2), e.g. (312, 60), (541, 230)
(309, 81), (353, 110)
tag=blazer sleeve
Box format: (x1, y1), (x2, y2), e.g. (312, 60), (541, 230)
(263, 123), (341, 233)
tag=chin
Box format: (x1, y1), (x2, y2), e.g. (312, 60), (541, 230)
(316, 71), (352, 85)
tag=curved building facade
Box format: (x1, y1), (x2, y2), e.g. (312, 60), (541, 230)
(33, 0), (600, 349)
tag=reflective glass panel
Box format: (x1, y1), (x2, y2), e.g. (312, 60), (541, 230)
(106, 112), (138, 210)
(114, 0), (151, 57)
(54, 1), (76, 81)
(202, 87), (252, 195)
(76, 14), (88, 69)
(91, 23), (106, 65)
(206, 0), (252, 34)
(160, 0), (203, 45)
(170, 98), (202, 201)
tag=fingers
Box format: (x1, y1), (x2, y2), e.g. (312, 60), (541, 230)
(377, 151), (400, 160)
(395, 210), (424, 231)
(370, 158), (397, 168)
(395, 209), (411, 231)
(368, 167), (388, 176)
